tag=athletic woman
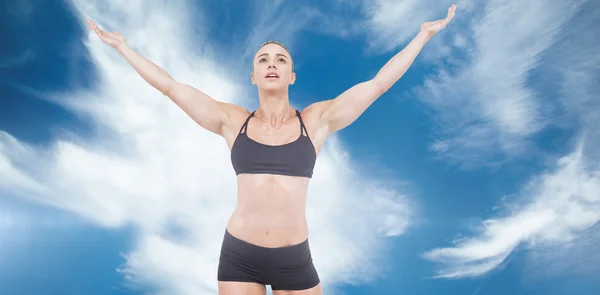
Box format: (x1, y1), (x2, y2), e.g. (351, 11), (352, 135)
(88, 4), (456, 294)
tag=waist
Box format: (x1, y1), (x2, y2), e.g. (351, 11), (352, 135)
(225, 219), (309, 248)
(227, 174), (310, 247)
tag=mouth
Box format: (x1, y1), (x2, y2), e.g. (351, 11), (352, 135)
(265, 72), (279, 79)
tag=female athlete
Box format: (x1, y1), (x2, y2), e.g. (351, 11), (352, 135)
(88, 4), (456, 294)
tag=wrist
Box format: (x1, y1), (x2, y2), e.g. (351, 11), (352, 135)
(417, 29), (434, 42)
(116, 42), (130, 53)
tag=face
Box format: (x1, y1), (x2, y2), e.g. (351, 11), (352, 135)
(251, 43), (295, 90)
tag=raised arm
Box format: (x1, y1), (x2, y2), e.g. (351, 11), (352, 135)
(313, 4), (456, 134)
(87, 20), (233, 136)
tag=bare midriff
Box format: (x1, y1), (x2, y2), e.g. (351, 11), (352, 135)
(226, 173), (310, 248)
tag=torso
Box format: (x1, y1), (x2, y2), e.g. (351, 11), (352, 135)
(227, 174), (311, 247)
(222, 107), (327, 248)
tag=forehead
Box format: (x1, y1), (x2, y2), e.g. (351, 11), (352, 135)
(254, 43), (290, 59)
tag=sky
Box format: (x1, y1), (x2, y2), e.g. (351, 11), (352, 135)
(1, 0), (599, 294)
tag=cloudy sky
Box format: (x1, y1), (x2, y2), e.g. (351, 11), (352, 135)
(1, 0), (599, 294)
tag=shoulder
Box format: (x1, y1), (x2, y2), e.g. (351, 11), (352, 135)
(222, 102), (251, 121)
(219, 102), (252, 138)
(299, 100), (334, 142)
(300, 99), (333, 124)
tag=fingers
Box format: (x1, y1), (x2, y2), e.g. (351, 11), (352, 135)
(86, 19), (107, 39)
(93, 27), (104, 38)
(86, 19), (98, 31)
(87, 19), (98, 33)
(446, 4), (456, 22)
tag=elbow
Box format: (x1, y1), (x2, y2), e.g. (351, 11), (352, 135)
(369, 78), (388, 96)
(162, 80), (177, 97)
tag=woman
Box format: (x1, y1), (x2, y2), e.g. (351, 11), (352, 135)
(88, 4), (456, 295)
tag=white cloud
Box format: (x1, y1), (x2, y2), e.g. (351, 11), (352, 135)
(358, 0), (476, 56)
(358, 0), (586, 167)
(240, 1), (315, 61)
(417, 0), (585, 167)
(0, 0), (413, 294)
(422, 142), (600, 278)
(420, 0), (600, 279)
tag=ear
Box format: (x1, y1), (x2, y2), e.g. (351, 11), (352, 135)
(250, 72), (255, 85)
(290, 72), (296, 85)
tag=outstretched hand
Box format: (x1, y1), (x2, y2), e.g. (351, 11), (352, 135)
(420, 4), (456, 36)
(87, 19), (127, 49)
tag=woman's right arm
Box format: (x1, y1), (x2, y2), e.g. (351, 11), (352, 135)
(116, 43), (231, 135)
(88, 20), (235, 137)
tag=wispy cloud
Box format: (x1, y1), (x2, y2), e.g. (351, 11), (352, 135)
(418, 0), (586, 167)
(420, 0), (600, 278)
(423, 141), (600, 278)
(0, 0), (413, 294)
(240, 1), (316, 60)
(359, 0), (469, 54)
(359, 0), (587, 167)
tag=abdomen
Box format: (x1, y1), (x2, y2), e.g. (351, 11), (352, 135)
(226, 174), (311, 248)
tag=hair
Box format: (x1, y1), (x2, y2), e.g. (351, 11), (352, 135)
(259, 40), (290, 53)
(254, 40), (294, 72)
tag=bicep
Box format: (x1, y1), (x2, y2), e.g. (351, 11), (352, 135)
(320, 80), (384, 133)
(166, 82), (229, 135)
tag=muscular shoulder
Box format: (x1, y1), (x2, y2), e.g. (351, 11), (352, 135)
(219, 102), (251, 141)
(300, 100), (333, 142)
(222, 102), (251, 121)
(300, 100), (332, 124)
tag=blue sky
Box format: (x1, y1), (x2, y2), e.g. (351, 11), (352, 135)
(1, 0), (599, 294)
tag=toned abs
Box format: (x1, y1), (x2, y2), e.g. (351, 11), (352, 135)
(226, 173), (311, 248)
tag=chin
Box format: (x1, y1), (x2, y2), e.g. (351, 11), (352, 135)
(259, 82), (288, 91)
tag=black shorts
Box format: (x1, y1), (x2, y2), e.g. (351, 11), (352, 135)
(217, 228), (320, 291)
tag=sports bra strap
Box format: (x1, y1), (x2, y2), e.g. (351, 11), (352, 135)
(239, 110), (309, 137)
(239, 111), (255, 134)
(296, 109), (310, 138)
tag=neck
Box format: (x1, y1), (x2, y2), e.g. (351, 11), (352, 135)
(256, 88), (294, 127)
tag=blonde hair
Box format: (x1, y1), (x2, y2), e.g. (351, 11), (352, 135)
(254, 40), (294, 72)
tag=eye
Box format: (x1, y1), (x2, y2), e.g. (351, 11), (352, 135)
(259, 58), (267, 63)
(278, 58), (286, 63)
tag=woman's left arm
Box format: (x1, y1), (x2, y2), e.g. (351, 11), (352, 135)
(314, 4), (456, 134)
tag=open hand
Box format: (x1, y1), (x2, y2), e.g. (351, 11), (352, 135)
(420, 4), (456, 36)
(87, 19), (127, 49)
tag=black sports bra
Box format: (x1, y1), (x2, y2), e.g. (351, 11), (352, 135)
(230, 110), (316, 178)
